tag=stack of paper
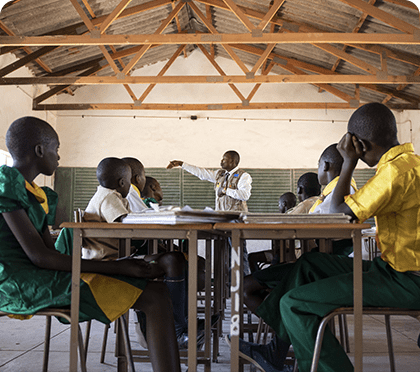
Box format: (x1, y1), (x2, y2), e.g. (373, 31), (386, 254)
(240, 213), (352, 224)
(122, 208), (241, 225)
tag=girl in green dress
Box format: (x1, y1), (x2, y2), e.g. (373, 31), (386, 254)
(0, 116), (181, 372)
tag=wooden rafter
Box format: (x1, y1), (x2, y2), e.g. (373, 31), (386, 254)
(246, 62), (275, 101)
(69, 0), (121, 76)
(81, 0), (96, 19)
(121, 1), (185, 75)
(172, 2), (182, 33)
(99, 0), (134, 34)
(32, 64), (105, 106)
(6, 74), (420, 85)
(70, 0), (140, 102)
(0, 20), (54, 73)
(197, 44), (246, 101)
(138, 44), (186, 103)
(337, 0), (419, 34)
(257, 0), (285, 31)
(229, 42), (418, 105)
(189, 2), (249, 73)
(32, 101), (417, 111)
(0, 0), (417, 111)
(205, 5), (215, 58)
(0, 46), (58, 77)
(348, 44), (420, 68)
(222, 0), (256, 32)
(1, 32), (419, 46)
(195, 0), (420, 69)
(250, 43), (276, 74)
(331, 0), (376, 72)
(206, 0), (417, 105)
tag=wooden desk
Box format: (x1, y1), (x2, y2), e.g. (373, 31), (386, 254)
(61, 222), (219, 372)
(213, 222), (370, 372)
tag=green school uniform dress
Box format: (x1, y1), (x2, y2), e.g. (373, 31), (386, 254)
(0, 165), (147, 323)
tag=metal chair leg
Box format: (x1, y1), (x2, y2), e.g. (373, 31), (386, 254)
(310, 312), (335, 372)
(338, 314), (350, 353)
(119, 315), (136, 372)
(78, 324), (88, 372)
(84, 320), (92, 357)
(385, 315), (396, 372)
(42, 315), (52, 372)
(100, 323), (111, 363)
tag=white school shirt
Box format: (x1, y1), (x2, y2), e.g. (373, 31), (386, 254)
(125, 185), (149, 212)
(310, 185), (357, 214)
(182, 163), (252, 205)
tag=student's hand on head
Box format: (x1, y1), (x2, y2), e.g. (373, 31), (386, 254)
(166, 160), (183, 169)
(337, 132), (363, 165)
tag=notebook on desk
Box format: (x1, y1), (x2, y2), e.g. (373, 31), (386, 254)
(122, 209), (241, 224)
(240, 213), (352, 224)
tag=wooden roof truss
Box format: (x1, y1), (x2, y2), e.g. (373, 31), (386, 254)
(0, 0), (419, 111)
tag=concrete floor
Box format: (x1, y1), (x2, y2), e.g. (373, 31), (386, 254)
(1, 298), (419, 372)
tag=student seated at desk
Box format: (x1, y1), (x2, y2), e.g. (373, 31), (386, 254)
(239, 146), (356, 371)
(278, 192), (296, 214)
(248, 173), (321, 273)
(121, 158), (210, 346)
(287, 172), (321, 214)
(142, 176), (163, 207)
(309, 143), (357, 215)
(236, 103), (420, 372)
(309, 143), (358, 256)
(82, 157), (204, 349)
(0, 117), (181, 372)
(248, 192), (295, 273)
(121, 156), (149, 212)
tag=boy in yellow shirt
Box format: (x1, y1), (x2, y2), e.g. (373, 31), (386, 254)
(309, 143), (357, 214)
(239, 103), (420, 372)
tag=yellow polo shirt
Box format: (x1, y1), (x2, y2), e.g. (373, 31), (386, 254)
(345, 143), (420, 272)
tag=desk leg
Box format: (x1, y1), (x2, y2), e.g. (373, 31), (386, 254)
(213, 237), (223, 362)
(188, 230), (198, 372)
(353, 230), (363, 372)
(116, 239), (131, 372)
(71, 229), (82, 371)
(204, 239), (212, 371)
(230, 230), (243, 372)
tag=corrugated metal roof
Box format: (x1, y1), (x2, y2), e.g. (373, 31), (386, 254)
(0, 0), (419, 110)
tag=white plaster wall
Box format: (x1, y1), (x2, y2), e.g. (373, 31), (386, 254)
(55, 50), (420, 170)
(0, 54), (57, 186)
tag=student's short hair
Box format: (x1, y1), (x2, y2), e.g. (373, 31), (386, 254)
(6, 116), (57, 160)
(96, 157), (130, 188)
(297, 172), (321, 197)
(348, 103), (397, 148)
(279, 192), (296, 205)
(121, 157), (144, 176)
(224, 150), (240, 166)
(144, 176), (159, 189)
(320, 143), (343, 170)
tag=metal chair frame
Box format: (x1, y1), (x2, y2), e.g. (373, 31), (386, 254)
(0, 309), (87, 372)
(310, 307), (420, 372)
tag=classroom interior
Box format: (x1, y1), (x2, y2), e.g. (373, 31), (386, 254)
(0, 0), (420, 371)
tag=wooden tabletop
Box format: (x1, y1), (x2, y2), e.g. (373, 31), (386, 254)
(61, 222), (215, 230)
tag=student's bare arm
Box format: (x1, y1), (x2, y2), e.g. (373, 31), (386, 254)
(330, 133), (358, 220)
(3, 209), (163, 278)
(42, 227), (57, 251)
